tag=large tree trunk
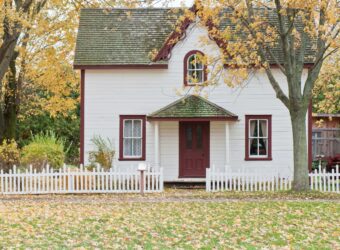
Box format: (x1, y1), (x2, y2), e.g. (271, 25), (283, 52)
(290, 110), (310, 191)
(3, 55), (19, 139)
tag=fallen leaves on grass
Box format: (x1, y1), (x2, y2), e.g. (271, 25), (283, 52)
(0, 192), (339, 249)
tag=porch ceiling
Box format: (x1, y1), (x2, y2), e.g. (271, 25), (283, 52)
(147, 95), (238, 121)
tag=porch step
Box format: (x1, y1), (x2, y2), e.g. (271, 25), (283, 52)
(165, 182), (206, 189)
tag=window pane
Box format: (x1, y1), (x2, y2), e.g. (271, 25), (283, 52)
(249, 138), (258, 155)
(133, 120), (142, 137)
(133, 138), (142, 156)
(124, 120), (132, 137)
(197, 125), (203, 149)
(186, 126), (192, 149)
(188, 69), (203, 83)
(195, 55), (203, 69)
(124, 138), (133, 156)
(259, 120), (268, 137)
(249, 120), (258, 137)
(259, 139), (267, 155)
(196, 69), (204, 82)
(188, 55), (195, 70)
(188, 70), (196, 83)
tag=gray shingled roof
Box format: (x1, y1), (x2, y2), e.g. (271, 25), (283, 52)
(74, 8), (316, 66)
(74, 8), (179, 66)
(148, 95), (238, 119)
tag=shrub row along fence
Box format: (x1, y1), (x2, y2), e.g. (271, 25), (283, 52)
(206, 165), (340, 193)
(0, 165), (163, 195)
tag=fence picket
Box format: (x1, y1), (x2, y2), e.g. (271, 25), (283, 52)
(205, 165), (340, 194)
(0, 164), (164, 195)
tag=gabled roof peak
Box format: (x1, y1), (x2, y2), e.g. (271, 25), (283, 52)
(148, 95), (238, 120)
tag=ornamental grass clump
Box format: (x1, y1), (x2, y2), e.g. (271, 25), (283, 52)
(21, 131), (66, 171)
(88, 135), (115, 170)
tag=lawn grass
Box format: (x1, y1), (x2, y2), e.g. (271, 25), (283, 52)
(0, 191), (339, 249)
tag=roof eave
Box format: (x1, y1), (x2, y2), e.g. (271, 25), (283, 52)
(147, 116), (239, 121)
(73, 64), (168, 70)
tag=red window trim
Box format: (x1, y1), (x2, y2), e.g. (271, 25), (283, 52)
(245, 115), (272, 161)
(183, 50), (208, 86)
(119, 115), (146, 161)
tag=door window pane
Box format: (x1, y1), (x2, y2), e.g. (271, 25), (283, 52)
(186, 126), (193, 149)
(197, 125), (203, 149)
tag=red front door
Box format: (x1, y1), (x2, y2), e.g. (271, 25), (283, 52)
(179, 121), (210, 178)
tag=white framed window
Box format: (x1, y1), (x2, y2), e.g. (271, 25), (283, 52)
(184, 51), (206, 86)
(119, 115), (145, 161)
(123, 119), (142, 158)
(187, 54), (204, 84)
(245, 115), (272, 160)
(249, 119), (268, 157)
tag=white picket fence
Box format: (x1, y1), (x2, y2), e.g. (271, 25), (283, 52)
(310, 164), (339, 193)
(206, 165), (340, 193)
(0, 164), (163, 195)
(206, 166), (292, 192)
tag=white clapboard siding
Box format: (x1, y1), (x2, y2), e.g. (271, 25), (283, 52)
(310, 164), (339, 193)
(0, 164), (163, 195)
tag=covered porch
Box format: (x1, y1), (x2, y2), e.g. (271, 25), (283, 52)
(147, 95), (238, 182)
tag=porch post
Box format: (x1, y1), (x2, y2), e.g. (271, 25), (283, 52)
(225, 122), (230, 171)
(154, 121), (160, 168)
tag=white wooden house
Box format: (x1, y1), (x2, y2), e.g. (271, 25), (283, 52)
(74, 8), (313, 182)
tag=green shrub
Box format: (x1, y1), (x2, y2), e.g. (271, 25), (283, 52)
(88, 136), (115, 169)
(21, 131), (66, 170)
(0, 140), (20, 172)
(17, 111), (80, 165)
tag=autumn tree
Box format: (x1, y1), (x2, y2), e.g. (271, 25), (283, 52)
(0, 0), (40, 140)
(313, 51), (340, 114)
(188, 0), (339, 190)
(0, 0), (165, 142)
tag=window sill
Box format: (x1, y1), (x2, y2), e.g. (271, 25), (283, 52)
(118, 157), (145, 161)
(244, 157), (272, 161)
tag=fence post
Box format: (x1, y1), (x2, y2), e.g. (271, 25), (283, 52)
(160, 167), (164, 192)
(336, 165), (339, 193)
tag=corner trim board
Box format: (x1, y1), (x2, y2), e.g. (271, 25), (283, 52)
(80, 70), (85, 164)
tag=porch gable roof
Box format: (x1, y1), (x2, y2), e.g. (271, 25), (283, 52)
(147, 95), (238, 121)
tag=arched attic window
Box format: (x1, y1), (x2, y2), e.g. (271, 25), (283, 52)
(184, 50), (207, 86)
